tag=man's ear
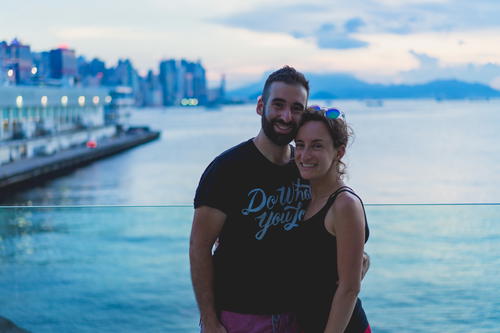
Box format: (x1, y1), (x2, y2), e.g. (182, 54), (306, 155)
(256, 96), (264, 116)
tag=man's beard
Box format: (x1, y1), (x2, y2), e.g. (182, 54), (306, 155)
(261, 109), (298, 146)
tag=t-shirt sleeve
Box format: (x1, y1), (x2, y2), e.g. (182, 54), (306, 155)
(193, 158), (233, 215)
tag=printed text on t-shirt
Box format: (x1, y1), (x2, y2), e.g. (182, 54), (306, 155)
(241, 179), (311, 240)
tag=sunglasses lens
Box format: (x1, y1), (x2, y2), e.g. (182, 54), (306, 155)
(309, 105), (322, 111)
(325, 108), (341, 119)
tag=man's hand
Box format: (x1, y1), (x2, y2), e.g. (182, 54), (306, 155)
(361, 251), (370, 280)
(190, 207), (227, 333)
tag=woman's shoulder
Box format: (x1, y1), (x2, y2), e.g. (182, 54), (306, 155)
(325, 189), (364, 231)
(333, 189), (363, 212)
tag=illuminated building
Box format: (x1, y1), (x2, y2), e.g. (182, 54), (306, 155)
(49, 46), (78, 84)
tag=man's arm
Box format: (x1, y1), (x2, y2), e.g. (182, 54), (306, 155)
(189, 206), (227, 333)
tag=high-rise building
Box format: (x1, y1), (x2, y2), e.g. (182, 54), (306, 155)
(180, 60), (194, 100)
(139, 70), (162, 107)
(89, 58), (106, 77)
(2, 39), (33, 84)
(49, 46), (77, 84)
(159, 59), (177, 106)
(32, 51), (51, 84)
(179, 59), (207, 105)
(0, 41), (7, 85)
(159, 59), (207, 106)
(78, 57), (107, 87)
(192, 61), (207, 104)
(0, 37), (213, 107)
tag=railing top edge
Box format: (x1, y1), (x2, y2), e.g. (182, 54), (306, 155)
(1, 203), (500, 208)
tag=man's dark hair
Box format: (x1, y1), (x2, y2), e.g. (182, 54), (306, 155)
(262, 66), (309, 104)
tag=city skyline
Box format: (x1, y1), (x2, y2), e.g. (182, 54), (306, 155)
(1, 0), (500, 89)
(0, 39), (222, 107)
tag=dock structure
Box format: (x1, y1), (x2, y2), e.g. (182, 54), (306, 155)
(0, 85), (160, 193)
(1, 86), (113, 164)
(0, 129), (160, 192)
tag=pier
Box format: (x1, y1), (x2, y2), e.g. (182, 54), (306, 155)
(0, 129), (160, 193)
(0, 85), (160, 195)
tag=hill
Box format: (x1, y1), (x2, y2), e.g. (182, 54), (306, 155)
(228, 73), (500, 100)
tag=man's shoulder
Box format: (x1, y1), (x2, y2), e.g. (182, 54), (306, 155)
(211, 139), (255, 166)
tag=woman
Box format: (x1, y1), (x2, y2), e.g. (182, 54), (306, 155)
(293, 106), (370, 333)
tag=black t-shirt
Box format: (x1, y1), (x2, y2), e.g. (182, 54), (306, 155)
(194, 139), (311, 314)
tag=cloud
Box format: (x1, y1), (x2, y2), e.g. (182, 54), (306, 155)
(212, 0), (500, 40)
(314, 23), (369, 49)
(344, 18), (365, 33)
(317, 35), (369, 49)
(369, 0), (500, 34)
(213, 3), (371, 50)
(409, 50), (439, 67)
(400, 50), (500, 88)
(211, 4), (370, 49)
(211, 4), (327, 34)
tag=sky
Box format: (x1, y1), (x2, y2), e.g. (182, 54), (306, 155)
(1, 0), (500, 89)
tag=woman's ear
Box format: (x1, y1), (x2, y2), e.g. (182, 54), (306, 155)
(337, 145), (346, 160)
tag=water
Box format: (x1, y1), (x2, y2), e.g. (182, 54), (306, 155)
(1, 99), (500, 332)
(1, 205), (499, 332)
(0, 206), (197, 332)
(363, 204), (500, 332)
(2, 99), (500, 205)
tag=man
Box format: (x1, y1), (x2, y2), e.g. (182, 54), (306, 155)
(190, 66), (310, 333)
(190, 66), (368, 333)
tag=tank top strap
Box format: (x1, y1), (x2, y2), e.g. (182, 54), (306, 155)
(325, 186), (354, 206)
(324, 186), (370, 241)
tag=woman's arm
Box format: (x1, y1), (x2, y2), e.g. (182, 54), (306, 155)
(323, 193), (366, 333)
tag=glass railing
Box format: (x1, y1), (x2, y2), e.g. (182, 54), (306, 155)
(1, 205), (499, 332)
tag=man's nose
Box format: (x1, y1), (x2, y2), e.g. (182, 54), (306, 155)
(280, 108), (292, 122)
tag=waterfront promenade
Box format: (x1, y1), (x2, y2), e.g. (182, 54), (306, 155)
(0, 130), (160, 193)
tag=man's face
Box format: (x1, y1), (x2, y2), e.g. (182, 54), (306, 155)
(259, 81), (308, 146)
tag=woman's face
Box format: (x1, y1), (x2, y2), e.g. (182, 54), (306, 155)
(295, 120), (343, 181)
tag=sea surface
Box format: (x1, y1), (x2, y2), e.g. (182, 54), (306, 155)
(3, 99), (500, 205)
(1, 99), (500, 332)
(1, 204), (499, 332)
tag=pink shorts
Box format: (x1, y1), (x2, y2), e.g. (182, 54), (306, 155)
(218, 310), (301, 333)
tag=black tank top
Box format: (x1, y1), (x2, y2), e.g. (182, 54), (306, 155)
(295, 186), (370, 333)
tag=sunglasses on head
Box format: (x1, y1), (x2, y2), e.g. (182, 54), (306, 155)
(308, 105), (345, 120)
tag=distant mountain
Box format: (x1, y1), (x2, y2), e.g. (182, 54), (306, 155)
(228, 73), (500, 100)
